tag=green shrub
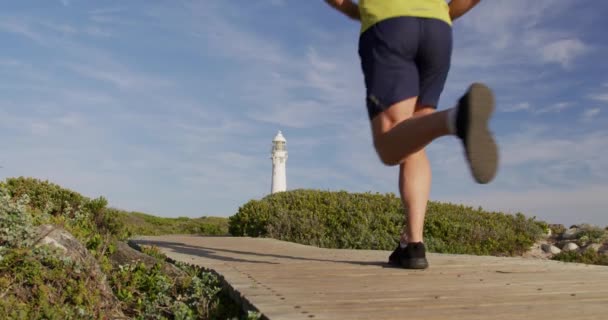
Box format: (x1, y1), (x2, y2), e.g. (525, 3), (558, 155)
(2, 177), (112, 245)
(0, 246), (111, 319)
(0, 187), (35, 249)
(4, 177), (86, 218)
(576, 226), (607, 246)
(549, 224), (566, 236)
(230, 190), (402, 250)
(116, 211), (229, 237)
(552, 249), (608, 266)
(1, 177), (243, 320)
(140, 245), (166, 260)
(229, 189), (547, 256)
(109, 258), (243, 320)
(423, 202), (547, 256)
(94, 208), (131, 240)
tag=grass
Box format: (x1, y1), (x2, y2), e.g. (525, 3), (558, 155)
(229, 189), (549, 257)
(114, 210), (229, 237)
(0, 177), (246, 320)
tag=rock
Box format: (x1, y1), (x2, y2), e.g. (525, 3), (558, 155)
(523, 241), (552, 259)
(562, 242), (579, 252)
(561, 228), (580, 240)
(541, 243), (562, 255)
(585, 243), (603, 253)
(34, 225), (125, 319)
(556, 240), (571, 249)
(110, 241), (187, 279)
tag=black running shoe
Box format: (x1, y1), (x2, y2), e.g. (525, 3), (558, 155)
(388, 244), (402, 267)
(456, 83), (499, 184)
(388, 242), (429, 269)
(400, 242), (429, 269)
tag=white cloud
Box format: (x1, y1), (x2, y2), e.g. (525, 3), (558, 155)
(587, 84), (608, 103)
(541, 39), (588, 68)
(53, 113), (82, 128)
(444, 184), (608, 226)
(65, 63), (172, 90)
(500, 102), (572, 115)
(181, 9), (363, 129)
(581, 108), (601, 122)
(83, 26), (112, 37)
(249, 100), (332, 128)
(179, 3), (288, 66)
(500, 127), (608, 169)
(0, 58), (21, 67)
(454, 1), (588, 73)
(40, 21), (77, 35)
(590, 93), (608, 103)
(502, 102), (530, 113)
(534, 102), (572, 114)
(0, 17), (47, 44)
(29, 122), (51, 136)
(426, 124), (608, 193)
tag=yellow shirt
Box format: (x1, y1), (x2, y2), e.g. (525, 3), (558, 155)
(359, 0), (452, 33)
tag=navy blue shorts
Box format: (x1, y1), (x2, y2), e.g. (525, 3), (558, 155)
(358, 17), (453, 120)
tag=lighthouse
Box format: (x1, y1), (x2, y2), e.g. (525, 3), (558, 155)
(271, 130), (287, 194)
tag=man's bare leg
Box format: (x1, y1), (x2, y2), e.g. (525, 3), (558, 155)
(372, 83), (498, 183)
(375, 98), (438, 269)
(375, 84), (498, 269)
(398, 107), (435, 244)
(371, 99), (451, 166)
(399, 149), (431, 244)
(371, 98), (440, 243)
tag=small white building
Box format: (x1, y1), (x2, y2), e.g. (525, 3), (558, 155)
(271, 130), (287, 194)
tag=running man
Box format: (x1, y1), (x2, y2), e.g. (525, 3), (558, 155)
(324, 0), (498, 269)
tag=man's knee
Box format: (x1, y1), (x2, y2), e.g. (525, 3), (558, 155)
(374, 139), (401, 166)
(374, 135), (427, 166)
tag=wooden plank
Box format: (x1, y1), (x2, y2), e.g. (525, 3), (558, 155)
(133, 236), (608, 320)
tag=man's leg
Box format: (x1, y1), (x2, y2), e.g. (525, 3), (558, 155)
(376, 100), (438, 270)
(379, 85), (498, 269)
(370, 98), (445, 245)
(371, 99), (451, 166)
(398, 106), (435, 244)
(372, 83), (498, 183)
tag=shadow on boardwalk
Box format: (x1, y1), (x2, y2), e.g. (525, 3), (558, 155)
(133, 239), (394, 268)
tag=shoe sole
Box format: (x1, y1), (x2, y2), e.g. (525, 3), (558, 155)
(464, 83), (499, 184)
(401, 257), (429, 269)
(388, 258), (400, 267)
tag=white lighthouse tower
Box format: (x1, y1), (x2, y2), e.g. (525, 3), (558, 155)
(271, 130), (287, 194)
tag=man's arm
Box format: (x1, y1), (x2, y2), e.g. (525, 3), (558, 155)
(324, 0), (360, 21)
(448, 0), (481, 21)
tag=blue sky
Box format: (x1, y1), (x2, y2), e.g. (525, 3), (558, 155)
(1, 1), (607, 226)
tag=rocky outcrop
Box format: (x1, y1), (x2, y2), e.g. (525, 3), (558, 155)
(541, 243), (561, 255)
(562, 242), (579, 252)
(109, 241), (186, 279)
(526, 224), (608, 260)
(31, 225), (193, 319)
(34, 225), (126, 319)
(561, 228), (579, 240)
(586, 243), (603, 253)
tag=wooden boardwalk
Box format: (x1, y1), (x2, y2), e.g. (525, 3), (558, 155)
(132, 236), (608, 320)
